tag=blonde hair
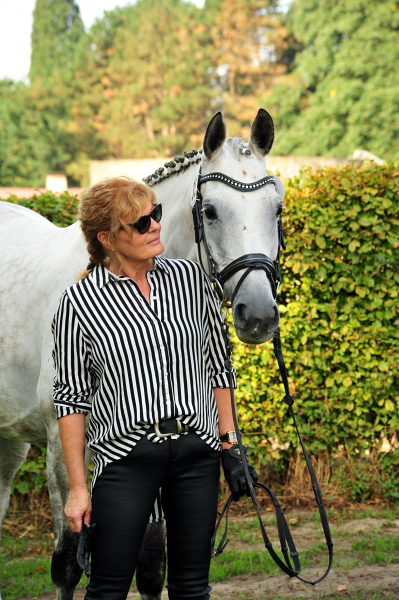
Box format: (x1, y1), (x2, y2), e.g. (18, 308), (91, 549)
(77, 176), (157, 280)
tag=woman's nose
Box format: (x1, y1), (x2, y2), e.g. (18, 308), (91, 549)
(149, 217), (161, 232)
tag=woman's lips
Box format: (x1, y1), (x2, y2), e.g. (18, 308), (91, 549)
(148, 237), (160, 245)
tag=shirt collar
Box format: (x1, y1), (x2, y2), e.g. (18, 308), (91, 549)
(89, 256), (170, 289)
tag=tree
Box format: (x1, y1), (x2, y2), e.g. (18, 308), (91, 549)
(208, 0), (295, 137)
(30, 0), (84, 83)
(269, 0), (399, 159)
(0, 80), (57, 186)
(69, 0), (215, 158)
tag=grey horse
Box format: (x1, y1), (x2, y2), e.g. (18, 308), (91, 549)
(0, 109), (281, 599)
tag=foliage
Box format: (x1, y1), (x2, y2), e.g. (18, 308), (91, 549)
(2, 0), (399, 187)
(0, 0), (296, 186)
(270, 0), (399, 159)
(7, 190), (79, 227)
(10, 446), (47, 495)
(208, 0), (293, 136)
(30, 0), (84, 82)
(0, 80), (55, 187)
(232, 162), (399, 501)
(76, 0), (216, 157)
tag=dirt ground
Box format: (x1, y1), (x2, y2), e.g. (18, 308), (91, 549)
(21, 516), (399, 600)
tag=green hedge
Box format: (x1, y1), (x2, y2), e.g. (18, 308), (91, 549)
(233, 163), (399, 499)
(5, 164), (399, 501)
(6, 190), (79, 227)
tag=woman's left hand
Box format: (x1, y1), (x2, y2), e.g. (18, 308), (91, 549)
(221, 445), (258, 501)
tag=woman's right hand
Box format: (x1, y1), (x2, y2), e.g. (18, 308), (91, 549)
(64, 486), (92, 533)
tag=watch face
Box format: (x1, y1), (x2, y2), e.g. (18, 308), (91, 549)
(229, 431), (238, 443)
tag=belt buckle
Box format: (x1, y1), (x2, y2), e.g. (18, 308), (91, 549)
(154, 419), (183, 438)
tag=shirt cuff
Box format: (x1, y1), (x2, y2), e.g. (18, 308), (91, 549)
(211, 369), (237, 389)
(54, 400), (92, 419)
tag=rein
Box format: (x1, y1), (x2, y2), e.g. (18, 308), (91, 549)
(192, 169), (333, 585)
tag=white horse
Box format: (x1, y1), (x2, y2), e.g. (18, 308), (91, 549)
(0, 109), (282, 600)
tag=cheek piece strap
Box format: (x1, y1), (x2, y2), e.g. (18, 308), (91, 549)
(191, 169), (333, 586)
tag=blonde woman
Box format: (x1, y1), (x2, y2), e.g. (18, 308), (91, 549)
(52, 177), (257, 600)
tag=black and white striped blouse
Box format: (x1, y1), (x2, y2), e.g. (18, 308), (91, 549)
(52, 257), (236, 516)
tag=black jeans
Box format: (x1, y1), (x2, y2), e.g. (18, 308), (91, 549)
(85, 432), (220, 600)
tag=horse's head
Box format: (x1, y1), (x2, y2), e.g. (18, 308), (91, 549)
(200, 109), (283, 344)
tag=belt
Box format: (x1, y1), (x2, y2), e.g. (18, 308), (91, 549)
(148, 418), (190, 438)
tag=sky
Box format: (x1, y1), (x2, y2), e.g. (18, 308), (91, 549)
(0, 0), (205, 82)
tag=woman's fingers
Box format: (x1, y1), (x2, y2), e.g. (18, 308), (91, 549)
(64, 488), (92, 533)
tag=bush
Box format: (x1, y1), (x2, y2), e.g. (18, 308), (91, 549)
(233, 162), (399, 501)
(6, 190), (79, 227)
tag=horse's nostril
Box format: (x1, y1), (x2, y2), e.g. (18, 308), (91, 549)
(235, 303), (247, 329)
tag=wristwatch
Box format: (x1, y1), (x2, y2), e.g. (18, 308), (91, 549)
(219, 431), (239, 444)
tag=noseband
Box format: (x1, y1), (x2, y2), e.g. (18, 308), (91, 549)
(192, 170), (286, 306)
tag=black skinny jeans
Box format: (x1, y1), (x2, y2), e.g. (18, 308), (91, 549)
(85, 432), (220, 600)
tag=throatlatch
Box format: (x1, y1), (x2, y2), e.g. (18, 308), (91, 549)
(192, 168), (333, 585)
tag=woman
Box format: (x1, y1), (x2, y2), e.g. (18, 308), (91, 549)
(52, 176), (257, 600)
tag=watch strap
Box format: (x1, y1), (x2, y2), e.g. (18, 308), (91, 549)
(219, 431), (239, 444)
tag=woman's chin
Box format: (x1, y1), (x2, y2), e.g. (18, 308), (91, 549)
(152, 242), (164, 256)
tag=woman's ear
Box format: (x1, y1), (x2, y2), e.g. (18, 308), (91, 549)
(97, 231), (113, 250)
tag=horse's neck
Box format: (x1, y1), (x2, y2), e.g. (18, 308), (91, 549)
(150, 167), (198, 261)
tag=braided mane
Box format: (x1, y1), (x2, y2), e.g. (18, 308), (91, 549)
(142, 149), (202, 187)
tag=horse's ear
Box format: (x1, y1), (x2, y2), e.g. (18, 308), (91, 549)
(203, 112), (227, 160)
(248, 109), (274, 157)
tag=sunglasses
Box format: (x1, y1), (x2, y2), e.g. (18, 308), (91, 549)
(119, 203), (163, 234)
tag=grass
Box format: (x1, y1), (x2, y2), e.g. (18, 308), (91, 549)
(352, 533), (399, 565)
(0, 528), (87, 600)
(2, 505), (399, 599)
(210, 548), (280, 581)
(1, 556), (54, 599)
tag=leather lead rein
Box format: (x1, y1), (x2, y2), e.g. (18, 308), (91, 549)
(193, 168), (333, 585)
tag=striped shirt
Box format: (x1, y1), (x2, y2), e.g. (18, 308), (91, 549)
(52, 257), (236, 519)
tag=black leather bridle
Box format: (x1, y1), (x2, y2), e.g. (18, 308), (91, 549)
(192, 170), (285, 305)
(192, 168), (333, 585)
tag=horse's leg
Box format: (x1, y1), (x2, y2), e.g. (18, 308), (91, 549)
(136, 520), (166, 600)
(0, 436), (30, 600)
(46, 423), (83, 600)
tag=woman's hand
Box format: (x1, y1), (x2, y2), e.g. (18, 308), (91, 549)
(64, 486), (92, 533)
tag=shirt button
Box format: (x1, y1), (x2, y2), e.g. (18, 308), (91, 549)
(160, 345), (164, 350)
(152, 318), (157, 323)
(164, 372), (168, 377)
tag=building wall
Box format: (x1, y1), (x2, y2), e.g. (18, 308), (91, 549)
(89, 156), (351, 185)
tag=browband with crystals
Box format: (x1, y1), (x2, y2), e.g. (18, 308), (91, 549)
(198, 172), (275, 191)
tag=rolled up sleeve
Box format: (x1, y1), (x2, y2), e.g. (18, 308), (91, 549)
(202, 274), (237, 389)
(52, 292), (93, 418)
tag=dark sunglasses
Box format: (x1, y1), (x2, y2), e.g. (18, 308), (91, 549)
(119, 203), (162, 234)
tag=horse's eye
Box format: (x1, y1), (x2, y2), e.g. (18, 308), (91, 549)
(203, 206), (218, 221)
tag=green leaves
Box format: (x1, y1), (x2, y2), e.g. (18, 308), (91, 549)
(271, 0), (399, 160)
(231, 163), (399, 501)
(7, 191), (79, 227)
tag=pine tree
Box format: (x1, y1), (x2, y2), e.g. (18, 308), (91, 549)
(30, 0), (84, 82)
